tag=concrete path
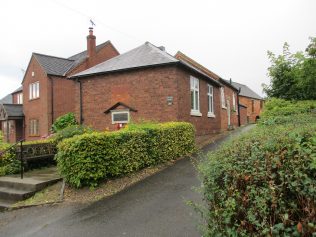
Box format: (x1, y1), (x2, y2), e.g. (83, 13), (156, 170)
(0, 125), (255, 237)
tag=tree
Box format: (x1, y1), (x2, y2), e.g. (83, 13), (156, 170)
(263, 37), (316, 100)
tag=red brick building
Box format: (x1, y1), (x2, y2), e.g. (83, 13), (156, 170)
(230, 82), (264, 123)
(0, 87), (24, 143)
(21, 28), (119, 141)
(70, 42), (227, 136)
(174, 52), (239, 131)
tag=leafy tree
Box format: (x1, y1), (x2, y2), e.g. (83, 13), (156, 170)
(263, 37), (316, 100)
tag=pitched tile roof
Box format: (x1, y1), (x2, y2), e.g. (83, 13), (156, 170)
(70, 42), (221, 86)
(32, 41), (115, 77)
(229, 81), (263, 100)
(12, 86), (23, 94)
(0, 94), (12, 104)
(33, 53), (75, 76)
(0, 104), (24, 119)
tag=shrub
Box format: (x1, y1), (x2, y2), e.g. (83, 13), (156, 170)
(52, 113), (77, 132)
(52, 125), (94, 144)
(0, 143), (20, 176)
(56, 122), (195, 188)
(197, 113), (316, 236)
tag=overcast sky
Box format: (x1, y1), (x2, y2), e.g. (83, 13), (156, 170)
(0, 0), (315, 99)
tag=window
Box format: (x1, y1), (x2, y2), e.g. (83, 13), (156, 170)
(252, 100), (255, 113)
(220, 87), (226, 108)
(29, 82), (39, 100)
(190, 76), (201, 116)
(29, 119), (39, 136)
(17, 93), (23, 104)
(232, 92), (236, 111)
(111, 111), (130, 124)
(207, 84), (215, 117)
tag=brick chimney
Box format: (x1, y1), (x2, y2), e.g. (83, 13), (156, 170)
(87, 27), (96, 62)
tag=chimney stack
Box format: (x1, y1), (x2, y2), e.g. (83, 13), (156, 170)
(87, 27), (96, 61)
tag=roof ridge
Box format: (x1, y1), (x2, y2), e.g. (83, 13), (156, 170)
(145, 42), (179, 62)
(33, 52), (75, 62)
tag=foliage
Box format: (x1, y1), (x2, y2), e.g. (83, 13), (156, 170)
(197, 101), (316, 236)
(56, 122), (195, 188)
(260, 98), (316, 118)
(0, 131), (3, 144)
(263, 37), (316, 100)
(52, 125), (94, 144)
(0, 143), (20, 176)
(52, 113), (78, 132)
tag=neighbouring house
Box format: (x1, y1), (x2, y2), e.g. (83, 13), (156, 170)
(70, 42), (226, 136)
(22, 28), (119, 141)
(174, 52), (239, 130)
(0, 87), (24, 143)
(229, 81), (264, 123)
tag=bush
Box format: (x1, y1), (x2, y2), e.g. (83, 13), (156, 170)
(0, 143), (20, 176)
(52, 125), (94, 144)
(52, 113), (77, 132)
(56, 122), (195, 188)
(197, 106), (316, 236)
(261, 98), (316, 118)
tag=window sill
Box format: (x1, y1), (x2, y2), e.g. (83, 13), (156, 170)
(221, 106), (227, 110)
(207, 113), (215, 118)
(29, 97), (40, 101)
(190, 111), (202, 117)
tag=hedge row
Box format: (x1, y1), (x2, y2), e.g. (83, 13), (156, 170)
(56, 122), (195, 188)
(198, 100), (316, 236)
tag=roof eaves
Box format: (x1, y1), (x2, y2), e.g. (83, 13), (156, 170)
(69, 61), (179, 80)
(178, 61), (222, 87)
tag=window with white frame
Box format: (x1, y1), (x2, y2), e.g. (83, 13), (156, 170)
(29, 82), (39, 100)
(111, 110), (130, 124)
(220, 87), (226, 108)
(207, 84), (215, 117)
(29, 119), (39, 136)
(17, 93), (23, 104)
(190, 76), (201, 116)
(232, 92), (236, 111)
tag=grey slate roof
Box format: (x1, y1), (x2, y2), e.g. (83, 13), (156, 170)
(0, 94), (12, 104)
(33, 53), (75, 76)
(71, 42), (221, 86)
(72, 42), (178, 77)
(229, 81), (263, 100)
(33, 41), (113, 77)
(2, 104), (24, 118)
(12, 86), (23, 94)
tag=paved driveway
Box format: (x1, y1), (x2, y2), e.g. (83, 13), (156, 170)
(0, 125), (254, 237)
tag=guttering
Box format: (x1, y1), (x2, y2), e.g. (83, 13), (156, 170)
(77, 79), (83, 124)
(237, 87), (241, 127)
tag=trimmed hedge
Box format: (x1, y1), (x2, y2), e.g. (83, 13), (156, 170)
(0, 143), (20, 176)
(197, 100), (316, 236)
(56, 122), (195, 188)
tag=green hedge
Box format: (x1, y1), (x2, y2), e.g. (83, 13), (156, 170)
(198, 103), (316, 236)
(56, 122), (195, 188)
(0, 143), (20, 176)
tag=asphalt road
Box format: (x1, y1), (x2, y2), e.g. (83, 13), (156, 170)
(0, 125), (255, 237)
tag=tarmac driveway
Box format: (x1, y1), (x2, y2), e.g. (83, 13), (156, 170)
(0, 125), (254, 237)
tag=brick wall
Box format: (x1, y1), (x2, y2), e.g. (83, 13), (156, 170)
(239, 96), (263, 123)
(239, 106), (248, 125)
(76, 65), (222, 136)
(23, 57), (50, 141)
(219, 86), (239, 131)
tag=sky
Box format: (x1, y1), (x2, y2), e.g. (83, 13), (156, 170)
(0, 0), (315, 99)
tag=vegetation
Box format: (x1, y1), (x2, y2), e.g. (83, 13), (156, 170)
(0, 143), (20, 176)
(51, 113), (77, 132)
(263, 37), (316, 100)
(56, 122), (195, 188)
(197, 99), (316, 236)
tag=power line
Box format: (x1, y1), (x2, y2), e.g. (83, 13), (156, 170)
(49, 0), (142, 43)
